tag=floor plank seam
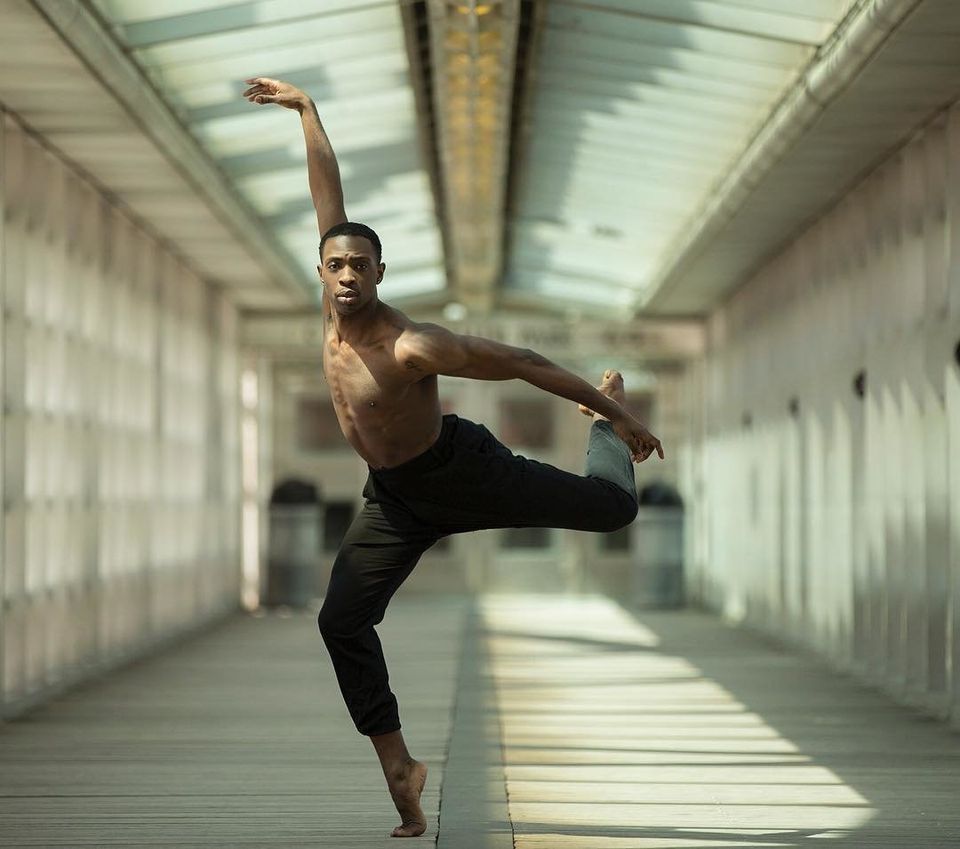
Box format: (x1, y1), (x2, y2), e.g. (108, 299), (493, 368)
(489, 626), (517, 849)
(435, 599), (514, 848)
(433, 601), (474, 848)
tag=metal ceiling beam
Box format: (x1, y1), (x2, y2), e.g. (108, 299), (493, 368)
(29, 0), (312, 305)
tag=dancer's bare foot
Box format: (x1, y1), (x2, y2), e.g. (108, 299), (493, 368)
(578, 369), (625, 419)
(387, 759), (428, 837)
(579, 369), (664, 462)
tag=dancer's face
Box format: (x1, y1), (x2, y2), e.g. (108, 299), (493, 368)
(318, 235), (385, 314)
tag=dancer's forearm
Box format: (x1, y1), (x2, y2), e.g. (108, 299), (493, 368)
(243, 77), (347, 237)
(298, 99), (346, 236)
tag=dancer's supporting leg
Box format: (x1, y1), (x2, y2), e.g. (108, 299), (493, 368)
(317, 497), (438, 838)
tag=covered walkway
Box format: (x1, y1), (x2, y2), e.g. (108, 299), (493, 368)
(2, 595), (958, 848)
(3, 1), (960, 845)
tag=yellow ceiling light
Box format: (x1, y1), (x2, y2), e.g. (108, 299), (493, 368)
(454, 1), (494, 14)
(428, 0), (520, 310)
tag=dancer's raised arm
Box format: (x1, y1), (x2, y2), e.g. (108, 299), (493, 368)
(243, 77), (347, 238)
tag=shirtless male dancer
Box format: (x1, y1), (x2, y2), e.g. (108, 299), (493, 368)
(244, 76), (664, 838)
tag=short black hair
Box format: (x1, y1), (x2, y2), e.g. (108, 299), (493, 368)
(319, 221), (382, 263)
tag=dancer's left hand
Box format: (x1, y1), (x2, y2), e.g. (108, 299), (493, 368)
(612, 413), (664, 463)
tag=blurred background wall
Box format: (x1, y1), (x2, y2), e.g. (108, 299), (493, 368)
(1, 113), (243, 718)
(4, 91), (960, 729)
(1, 0), (959, 734)
(674, 103), (960, 723)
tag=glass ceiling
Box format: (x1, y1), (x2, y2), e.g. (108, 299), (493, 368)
(504, 0), (857, 311)
(90, 0), (861, 314)
(93, 0), (445, 301)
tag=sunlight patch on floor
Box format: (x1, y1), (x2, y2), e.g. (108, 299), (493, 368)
(480, 595), (873, 848)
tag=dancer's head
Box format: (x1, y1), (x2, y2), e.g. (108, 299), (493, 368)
(318, 221), (385, 315)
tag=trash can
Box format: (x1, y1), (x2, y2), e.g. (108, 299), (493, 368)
(265, 478), (323, 608)
(630, 481), (684, 608)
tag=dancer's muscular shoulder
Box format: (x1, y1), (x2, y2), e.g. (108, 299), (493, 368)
(394, 321), (520, 381)
(394, 320), (464, 379)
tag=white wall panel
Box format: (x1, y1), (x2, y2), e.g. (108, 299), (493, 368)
(678, 100), (960, 725)
(0, 112), (243, 719)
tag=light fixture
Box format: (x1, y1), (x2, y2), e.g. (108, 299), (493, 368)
(443, 301), (468, 321)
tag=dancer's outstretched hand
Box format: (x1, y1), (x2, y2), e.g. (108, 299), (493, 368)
(613, 412), (664, 463)
(243, 77), (309, 111)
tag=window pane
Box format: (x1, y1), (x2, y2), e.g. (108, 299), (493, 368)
(323, 502), (354, 552)
(599, 524), (631, 552)
(298, 398), (343, 451)
(499, 398), (554, 449)
(501, 526), (551, 549)
(625, 393), (653, 425)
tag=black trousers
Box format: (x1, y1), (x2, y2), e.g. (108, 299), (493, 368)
(316, 414), (638, 736)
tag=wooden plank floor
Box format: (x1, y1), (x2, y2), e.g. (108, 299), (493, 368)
(0, 596), (468, 847)
(3, 593), (960, 847)
(480, 595), (960, 848)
